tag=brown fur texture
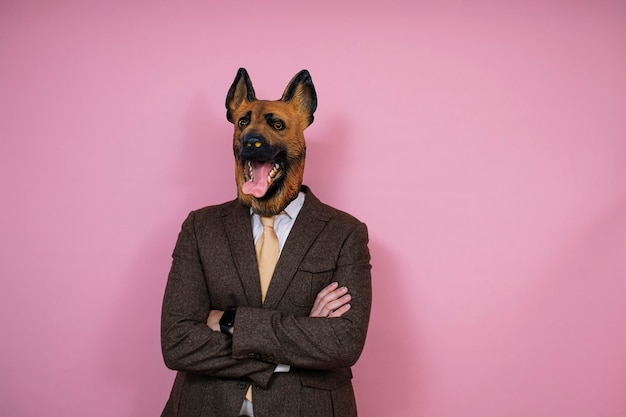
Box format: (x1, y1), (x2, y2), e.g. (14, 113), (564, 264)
(226, 68), (317, 216)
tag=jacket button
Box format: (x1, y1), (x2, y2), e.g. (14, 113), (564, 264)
(248, 353), (255, 359)
(237, 381), (247, 389)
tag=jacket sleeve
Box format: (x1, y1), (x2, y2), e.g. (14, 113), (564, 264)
(161, 211), (276, 388)
(231, 221), (372, 370)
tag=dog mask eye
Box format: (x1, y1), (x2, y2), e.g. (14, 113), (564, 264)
(238, 119), (248, 128)
(272, 121), (284, 130)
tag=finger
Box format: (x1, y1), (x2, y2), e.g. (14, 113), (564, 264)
(317, 293), (351, 317)
(316, 286), (348, 306)
(314, 282), (339, 303)
(310, 284), (350, 318)
(328, 303), (351, 318)
(311, 285), (346, 316)
(323, 293), (351, 315)
(309, 304), (323, 317)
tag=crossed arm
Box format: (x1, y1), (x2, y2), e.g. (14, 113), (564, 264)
(206, 282), (352, 333)
(162, 212), (371, 386)
(164, 279), (362, 387)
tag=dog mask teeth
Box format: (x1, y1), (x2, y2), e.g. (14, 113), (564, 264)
(245, 161), (254, 182)
(268, 163), (280, 182)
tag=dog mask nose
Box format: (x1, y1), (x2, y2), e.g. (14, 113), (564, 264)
(241, 135), (275, 160)
(243, 136), (264, 149)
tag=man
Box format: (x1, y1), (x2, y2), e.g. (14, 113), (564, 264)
(161, 68), (372, 417)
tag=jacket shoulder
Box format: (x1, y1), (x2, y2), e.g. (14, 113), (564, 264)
(177, 199), (244, 234)
(190, 198), (240, 218)
(304, 188), (365, 226)
(318, 201), (365, 226)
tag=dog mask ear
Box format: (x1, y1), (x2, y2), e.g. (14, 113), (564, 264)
(281, 70), (318, 127)
(226, 68), (257, 123)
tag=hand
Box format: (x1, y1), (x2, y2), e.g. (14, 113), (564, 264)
(309, 282), (351, 318)
(206, 310), (224, 332)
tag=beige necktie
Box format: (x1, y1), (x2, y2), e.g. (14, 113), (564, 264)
(255, 215), (279, 303)
(246, 215), (279, 403)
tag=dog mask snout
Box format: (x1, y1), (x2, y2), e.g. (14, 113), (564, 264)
(243, 135), (263, 150)
(240, 135), (277, 160)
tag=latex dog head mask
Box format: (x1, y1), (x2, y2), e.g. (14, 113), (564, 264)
(226, 68), (317, 216)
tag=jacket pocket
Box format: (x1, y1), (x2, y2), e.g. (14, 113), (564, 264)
(299, 369), (356, 417)
(299, 368), (353, 390)
(288, 258), (336, 308)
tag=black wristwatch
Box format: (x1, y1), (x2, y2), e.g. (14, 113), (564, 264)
(219, 307), (237, 335)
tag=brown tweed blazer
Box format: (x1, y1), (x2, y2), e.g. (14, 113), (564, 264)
(161, 186), (372, 417)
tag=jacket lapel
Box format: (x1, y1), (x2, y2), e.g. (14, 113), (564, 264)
(221, 189), (332, 310)
(221, 201), (264, 308)
(263, 189), (331, 309)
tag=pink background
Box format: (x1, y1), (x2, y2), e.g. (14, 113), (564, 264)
(1, 1), (625, 416)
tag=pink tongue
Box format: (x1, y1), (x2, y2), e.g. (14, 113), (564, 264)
(242, 161), (273, 198)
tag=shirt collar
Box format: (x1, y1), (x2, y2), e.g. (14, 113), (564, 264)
(283, 191), (305, 219)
